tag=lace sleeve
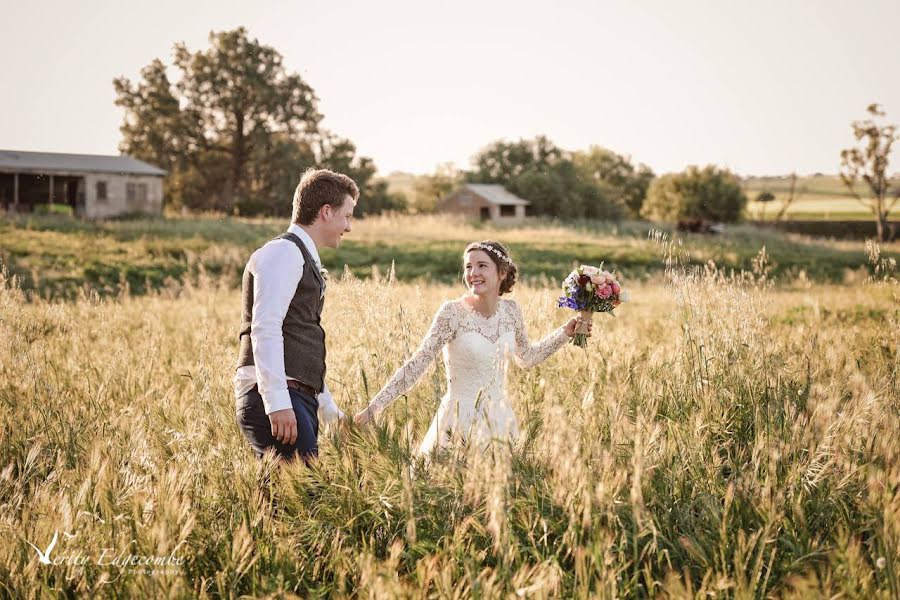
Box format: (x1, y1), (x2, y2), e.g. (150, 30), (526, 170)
(366, 301), (458, 416)
(510, 300), (569, 368)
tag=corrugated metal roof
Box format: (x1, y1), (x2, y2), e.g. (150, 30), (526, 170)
(463, 184), (530, 206)
(0, 150), (166, 176)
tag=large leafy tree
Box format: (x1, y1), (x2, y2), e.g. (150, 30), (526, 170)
(572, 146), (655, 218)
(114, 27), (395, 216)
(468, 136), (562, 184)
(466, 136), (624, 219)
(642, 165), (746, 223)
(315, 134), (406, 216)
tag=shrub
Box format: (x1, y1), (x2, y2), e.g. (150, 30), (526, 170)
(643, 165), (747, 222)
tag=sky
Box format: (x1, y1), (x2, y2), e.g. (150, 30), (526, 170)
(2, 0), (899, 177)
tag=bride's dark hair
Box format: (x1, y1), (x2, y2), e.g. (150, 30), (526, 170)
(462, 240), (517, 295)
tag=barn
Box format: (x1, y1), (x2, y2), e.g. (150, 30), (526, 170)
(438, 184), (531, 223)
(0, 150), (165, 218)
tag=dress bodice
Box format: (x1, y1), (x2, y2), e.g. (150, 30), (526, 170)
(367, 297), (569, 416)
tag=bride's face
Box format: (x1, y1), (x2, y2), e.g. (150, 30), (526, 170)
(464, 250), (503, 297)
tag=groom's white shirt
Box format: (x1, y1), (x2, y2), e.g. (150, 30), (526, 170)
(232, 224), (345, 423)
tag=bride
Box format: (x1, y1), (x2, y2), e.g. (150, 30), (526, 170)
(353, 240), (590, 456)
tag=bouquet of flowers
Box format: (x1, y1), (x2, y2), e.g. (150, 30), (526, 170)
(558, 264), (629, 347)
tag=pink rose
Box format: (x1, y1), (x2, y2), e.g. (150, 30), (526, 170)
(597, 285), (612, 299)
(611, 282), (621, 294)
(590, 274), (603, 285)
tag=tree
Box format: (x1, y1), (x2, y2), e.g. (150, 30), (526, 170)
(507, 160), (622, 220)
(771, 172), (804, 223)
(468, 136), (562, 184)
(754, 191), (775, 221)
(112, 59), (196, 210)
(572, 146), (655, 217)
(467, 136), (624, 220)
(411, 163), (461, 213)
(642, 165), (747, 223)
(315, 134), (406, 216)
(840, 104), (899, 241)
(114, 28), (387, 216)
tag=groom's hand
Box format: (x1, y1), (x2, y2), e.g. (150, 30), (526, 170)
(269, 409), (298, 445)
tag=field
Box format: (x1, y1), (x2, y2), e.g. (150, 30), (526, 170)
(742, 175), (900, 221)
(1, 214), (896, 301)
(1, 215), (899, 597)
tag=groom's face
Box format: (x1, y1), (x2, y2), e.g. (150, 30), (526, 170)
(319, 195), (355, 248)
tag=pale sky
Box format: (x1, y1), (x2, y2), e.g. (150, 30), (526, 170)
(2, 0), (899, 177)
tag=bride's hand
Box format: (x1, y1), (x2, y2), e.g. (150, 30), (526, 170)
(564, 315), (593, 338)
(353, 407), (374, 427)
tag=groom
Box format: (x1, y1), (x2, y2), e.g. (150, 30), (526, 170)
(234, 168), (358, 463)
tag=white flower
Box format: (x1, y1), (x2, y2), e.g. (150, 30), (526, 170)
(876, 557), (887, 569)
(620, 290), (631, 302)
(582, 266), (599, 276)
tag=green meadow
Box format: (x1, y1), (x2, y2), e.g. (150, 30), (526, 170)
(1, 214), (894, 300)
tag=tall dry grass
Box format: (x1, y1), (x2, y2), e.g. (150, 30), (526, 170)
(0, 241), (898, 597)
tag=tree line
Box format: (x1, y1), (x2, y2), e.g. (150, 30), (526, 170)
(400, 138), (747, 223)
(116, 28), (897, 239)
(112, 27), (729, 222)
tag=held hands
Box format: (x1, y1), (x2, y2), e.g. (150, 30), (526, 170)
(564, 315), (593, 338)
(271, 397), (359, 444)
(353, 406), (375, 428)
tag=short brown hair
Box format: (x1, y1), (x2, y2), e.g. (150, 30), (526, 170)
(462, 240), (518, 295)
(291, 168), (360, 225)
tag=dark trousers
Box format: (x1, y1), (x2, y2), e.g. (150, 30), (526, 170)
(236, 385), (319, 463)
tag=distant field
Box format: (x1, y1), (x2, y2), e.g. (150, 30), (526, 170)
(743, 174), (863, 197)
(745, 196), (899, 221)
(743, 174), (900, 221)
(383, 171), (418, 200)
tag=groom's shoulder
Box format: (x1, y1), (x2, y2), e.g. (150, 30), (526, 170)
(245, 238), (304, 273)
(253, 235), (302, 259)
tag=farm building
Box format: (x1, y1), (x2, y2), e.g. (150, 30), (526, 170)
(0, 150), (165, 218)
(438, 184), (531, 223)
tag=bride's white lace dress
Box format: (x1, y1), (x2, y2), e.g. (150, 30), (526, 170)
(366, 297), (569, 456)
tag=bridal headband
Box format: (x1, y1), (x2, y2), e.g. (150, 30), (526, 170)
(466, 242), (510, 264)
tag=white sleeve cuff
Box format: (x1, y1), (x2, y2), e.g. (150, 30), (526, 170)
(317, 389), (345, 425)
(261, 388), (292, 415)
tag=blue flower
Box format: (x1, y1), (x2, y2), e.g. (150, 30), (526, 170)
(557, 297), (581, 310)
